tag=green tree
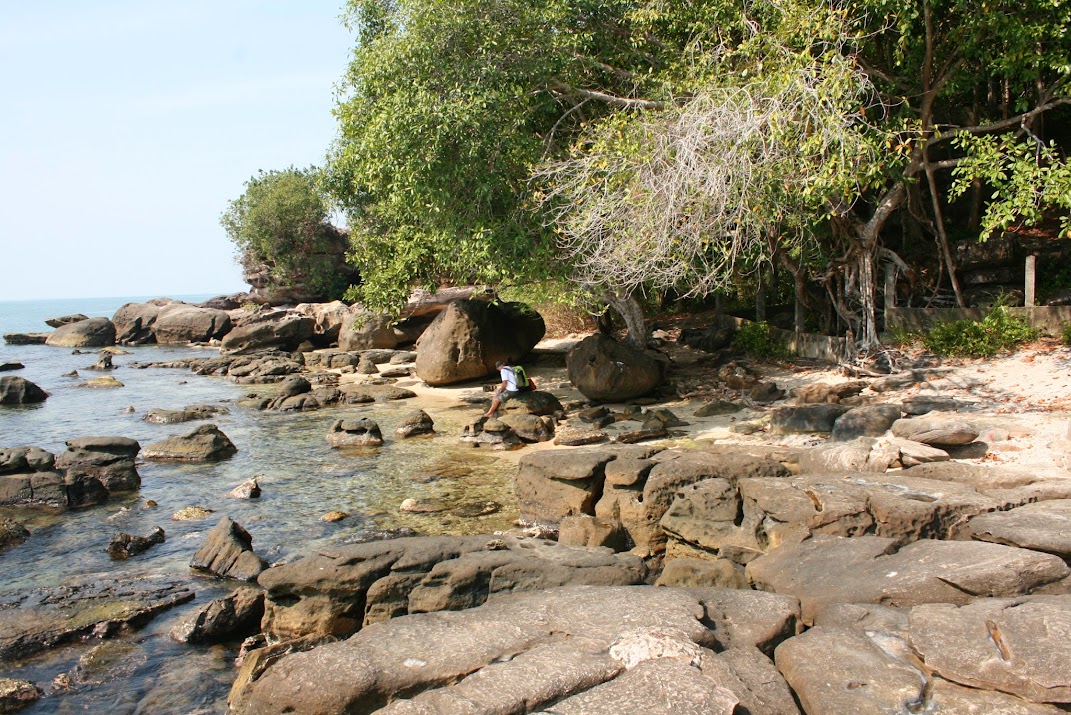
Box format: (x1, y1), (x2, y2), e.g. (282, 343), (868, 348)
(222, 167), (355, 301)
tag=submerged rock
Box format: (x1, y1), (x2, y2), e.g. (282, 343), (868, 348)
(0, 678), (42, 712)
(107, 527), (165, 559)
(0, 574), (194, 661)
(395, 409), (434, 438)
(0, 519), (30, 551)
(0, 377), (48, 405)
(326, 418), (384, 448)
(170, 586), (265, 645)
(142, 404), (230, 424)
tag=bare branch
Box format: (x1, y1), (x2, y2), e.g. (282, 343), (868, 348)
(549, 82), (668, 110)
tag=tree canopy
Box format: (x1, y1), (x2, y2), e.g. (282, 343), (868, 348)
(325, 0), (1071, 347)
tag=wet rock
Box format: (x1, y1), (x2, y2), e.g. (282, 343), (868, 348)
(414, 299), (545, 386)
(326, 417), (384, 448)
(747, 535), (1070, 625)
(0, 678), (42, 712)
(0, 377), (48, 405)
(891, 416), (979, 446)
(0, 573), (194, 661)
(829, 403), (902, 441)
(239, 586), (799, 715)
(395, 410), (434, 438)
(792, 380), (867, 404)
(0, 362), (23, 372)
(969, 499), (1071, 558)
(143, 424), (238, 461)
(2, 333), (50, 346)
(769, 404), (850, 434)
(0, 447), (54, 475)
(44, 317), (115, 348)
(321, 511), (349, 522)
(55, 436), (141, 494)
(257, 536), (647, 642)
(400, 498), (447, 513)
(170, 586), (265, 644)
(76, 376), (124, 388)
(554, 427), (608, 446)
(694, 400), (743, 417)
(567, 334), (666, 401)
(107, 526), (165, 559)
(143, 404), (230, 424)
(0, 519), (29, 551)
(909, 596), (1071, 703)
(227, 477), (262, 499)
(459, 419), (524, 450)
(86, 353), (115, 371)
(190, 516), (268, 582)
(172, 506), (215, 521)
(71, 640), (147, 686)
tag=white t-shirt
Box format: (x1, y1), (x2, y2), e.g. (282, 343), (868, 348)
(500, 366), (518, 392)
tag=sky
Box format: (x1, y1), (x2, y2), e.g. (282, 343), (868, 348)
(0, 0), (353, 300)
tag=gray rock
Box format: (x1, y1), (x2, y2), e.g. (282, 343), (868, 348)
(190, 516), (268, 581)
(326, 417), (384, 448)
(0, 447), (54, 475)
(221, 310), (315, 354)
(107, 526), (165, 559)
(143, 424), (237, 461)
(170, 586), (265, 644)
(2, 333), (49, 345)
(44, 317), (115, 348)
(237, 586), (797, 715)
(747, 535), (1070, 625)
(769, 404), (851, 434)
(0, 376), (48, 405)
(567, 334), (665, 401)
(153, 303), (232, 344)
(54, 436), (141, 494)
(112, 300), (166, 344)
(0, 362), (24, 372)
(830, 404), (902, 441)
(796, 437), (900, 473)
(891, 416), (979, 445)
(0, 574), (193, 661)
(969, 499), (1071, 558)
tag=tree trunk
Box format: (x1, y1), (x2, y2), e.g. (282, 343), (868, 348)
(605, 290), (647, 350)
(755, 267), (767, 322)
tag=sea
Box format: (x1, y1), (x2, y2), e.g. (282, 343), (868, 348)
(0, 295), (517, 714)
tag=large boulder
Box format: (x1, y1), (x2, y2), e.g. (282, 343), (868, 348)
(325, 418), (384, 448)
(566, 334), (665, 401)
(112, 299), (171, 344)
(54, 436), (141, 494)
(153, 303), (232, 344)
(44, 313), (88, 328)
(143, 424), (237, 462)
(190, 517), (268, 581)
(829, 404), (902, 441)
(414, 300), (545, 386)
(769, 404), (851, 434)
(234, 585), (801, 715)
(746, 535), (1070, 624)
(891, 416), (979, 445)
(338, 309), (401, 351)
(220, 310), (315, 354)
(44, 317), (115, 348)
(294, 300), (351, 346)
(0, 377), (48, 405)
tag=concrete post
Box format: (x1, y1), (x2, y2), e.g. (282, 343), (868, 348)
(1025, 255), (1036, 307)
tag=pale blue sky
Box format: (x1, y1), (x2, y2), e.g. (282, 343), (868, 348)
(0, 0), (352, 300)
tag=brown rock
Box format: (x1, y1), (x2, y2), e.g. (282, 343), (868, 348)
(190, 517), (268, 581)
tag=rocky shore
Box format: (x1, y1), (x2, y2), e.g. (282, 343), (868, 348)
(2, 293), (1071, 714)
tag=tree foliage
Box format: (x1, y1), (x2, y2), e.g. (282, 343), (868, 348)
(221, 167), (353, 301)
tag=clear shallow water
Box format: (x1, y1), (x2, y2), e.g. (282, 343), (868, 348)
(0, 297), (519, 713)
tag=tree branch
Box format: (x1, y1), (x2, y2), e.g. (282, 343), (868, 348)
(549, 81), (668, 110)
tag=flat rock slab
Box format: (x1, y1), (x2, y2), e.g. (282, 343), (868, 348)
(662, 472), (1010, 565)
(891, 416), (978, 446)
(776, 623), (1065, 715)
(236, 586), (800, 715)
(0, 574), (194, 661)
(910, 596), (1071, 703)
(258, 535), (648, 642)
(969, 500), (1071, 558)
(746, 535), (1070, 624)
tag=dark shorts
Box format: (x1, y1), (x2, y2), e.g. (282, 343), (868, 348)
(498, 390), (519, 404)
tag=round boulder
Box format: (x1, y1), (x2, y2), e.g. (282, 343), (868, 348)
(153, 303), (232, 344)
(414, 300), (545, 386)
(566, 334), (665, 401)
(0, 376), (48, 405)
(143, 425), (238, 462)
(45, 318), (116, 348)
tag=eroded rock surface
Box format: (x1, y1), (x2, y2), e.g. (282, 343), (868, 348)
(969, 499), (1071, 558)
(190, 517), (268, 581)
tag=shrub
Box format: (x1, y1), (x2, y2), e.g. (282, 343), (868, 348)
(1062, 322), (1071, 345)
(733, 321), (793, 359)
(922, 307), (1038, 357)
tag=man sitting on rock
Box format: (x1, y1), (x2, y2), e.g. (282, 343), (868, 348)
(484, 359), (522, 419)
